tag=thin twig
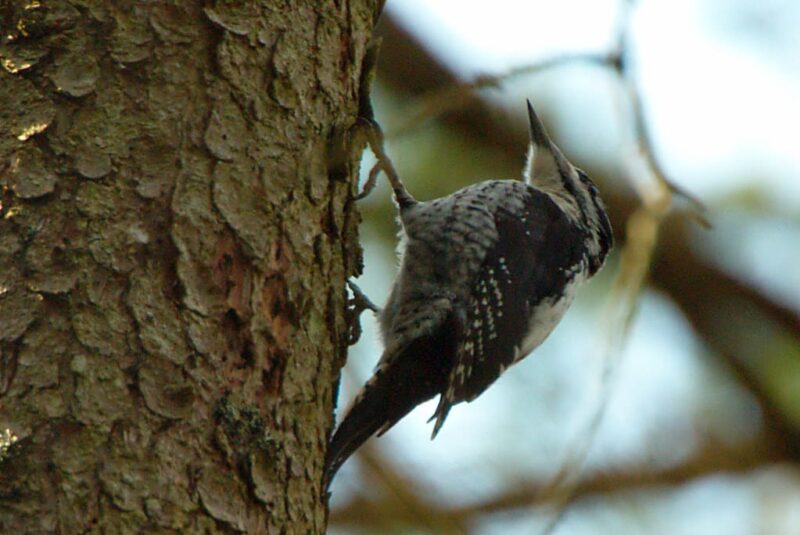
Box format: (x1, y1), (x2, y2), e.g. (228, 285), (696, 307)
(388, 52), (617, 139)
(330, 437), (777, 527)
(535, 1), (701, 531)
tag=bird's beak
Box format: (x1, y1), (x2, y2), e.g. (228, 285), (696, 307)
(527, 99), (552, 149)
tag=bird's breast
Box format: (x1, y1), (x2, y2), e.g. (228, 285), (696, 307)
(515, 271), (585, 361)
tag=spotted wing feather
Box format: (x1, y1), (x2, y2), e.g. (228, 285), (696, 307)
(431, 189), (583, 435)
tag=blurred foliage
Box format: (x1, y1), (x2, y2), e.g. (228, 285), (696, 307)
(329, 2), (800, 534)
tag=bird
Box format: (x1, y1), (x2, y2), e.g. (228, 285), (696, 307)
(324, 100), (613, 491)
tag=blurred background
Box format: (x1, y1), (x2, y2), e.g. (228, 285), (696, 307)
(329, 0), (800, 533)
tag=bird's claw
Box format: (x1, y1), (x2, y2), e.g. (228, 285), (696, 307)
(346, 280), (379, 345)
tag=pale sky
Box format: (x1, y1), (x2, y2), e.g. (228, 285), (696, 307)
(330, 1), (800, 533)
(389, 0), (800, 206)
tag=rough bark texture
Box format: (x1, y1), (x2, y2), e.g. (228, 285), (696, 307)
(0, 1), (381, 533)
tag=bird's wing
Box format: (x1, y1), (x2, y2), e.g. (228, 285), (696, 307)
(430, 189), (582, 436)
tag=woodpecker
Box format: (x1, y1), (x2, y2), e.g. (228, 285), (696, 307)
(324, 101), (613, 489)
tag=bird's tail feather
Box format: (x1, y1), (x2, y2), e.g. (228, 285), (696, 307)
(324, 324), (458, 493)
(323, 363), (437, 491)
(324, 370), (393, 490)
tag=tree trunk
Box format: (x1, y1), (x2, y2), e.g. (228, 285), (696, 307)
(0, 1), (381, 533)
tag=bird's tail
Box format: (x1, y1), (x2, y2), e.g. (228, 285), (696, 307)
(323, 358), (441, 491)
(323, 369), (396, 491)
(323, 319), (460, 493)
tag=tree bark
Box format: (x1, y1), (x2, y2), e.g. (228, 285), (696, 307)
(0, 1), (381, 533)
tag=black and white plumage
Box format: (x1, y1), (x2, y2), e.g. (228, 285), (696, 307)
(324, 101), (613, 489)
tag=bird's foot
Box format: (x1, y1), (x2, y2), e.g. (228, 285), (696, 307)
(346, 280), (380, 344)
